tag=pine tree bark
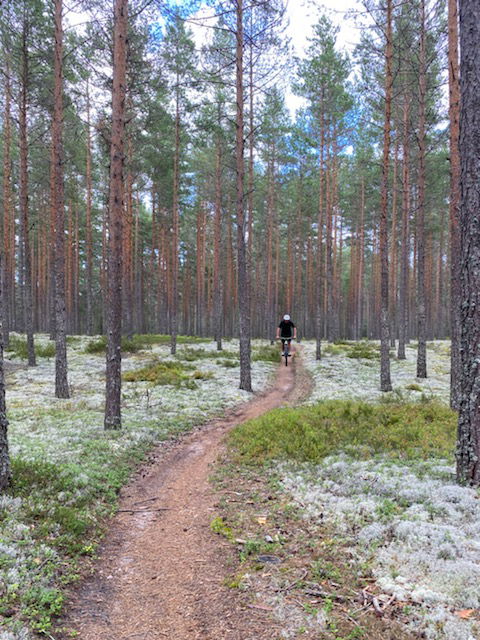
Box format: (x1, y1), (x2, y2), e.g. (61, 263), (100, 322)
(416, 0), (428, 379)
(235, 0), (252, 391)
(105, 0), (127, 430)
(379, 0), (393, 391)
(398, 97), (411, 360)
(85, 80), (94, 335)
(316, 107), (325, 359)
(456, 0), (480, 484)
(171, 87), (180, 354)
(213, 135), (223, 350)
(52, 0), (69, 398)
(449, 0), (461, 409)
(0, 253), (9, 492)
(2, 58), (13, 348)
(19, 18), (36, 366)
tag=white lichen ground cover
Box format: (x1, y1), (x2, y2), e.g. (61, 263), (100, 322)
(302, 340), (450, 404)
(0, 334), (275, 639)
(279, 340), (478, 640)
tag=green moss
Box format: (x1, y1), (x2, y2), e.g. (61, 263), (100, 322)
(228, 399), (456, 465)
(210, 516), (234, 541)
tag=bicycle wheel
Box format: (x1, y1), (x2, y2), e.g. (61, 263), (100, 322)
(283, 348), (289, 366)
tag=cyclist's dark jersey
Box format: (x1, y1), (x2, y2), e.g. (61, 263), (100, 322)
(278, 319), (295, 338)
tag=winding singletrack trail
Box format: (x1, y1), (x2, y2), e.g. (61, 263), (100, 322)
(60, 348), (311, 640)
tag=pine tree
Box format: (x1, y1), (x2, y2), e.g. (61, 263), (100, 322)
(104, 0), (128, 430)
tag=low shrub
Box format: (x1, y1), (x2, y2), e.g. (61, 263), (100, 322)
(123, 360), (192, 386)
(228, 399), (456, 465)
(252, 345), (281, 363)
(176, 347), (237, 362)
(5, 336), (55, 360)
(346, 341), (380, 360)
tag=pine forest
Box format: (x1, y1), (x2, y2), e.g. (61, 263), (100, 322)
(1, 1), (480, 639)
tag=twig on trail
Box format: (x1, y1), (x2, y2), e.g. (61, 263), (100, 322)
(372, 596), (383, 616)
(117, 508), (170, 513)
(133, 496), (160, 505)
(276, 569), (309, 593)
(247, 604), (273, 611)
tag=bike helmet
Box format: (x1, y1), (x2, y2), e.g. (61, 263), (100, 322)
(283, 314), (290, 320)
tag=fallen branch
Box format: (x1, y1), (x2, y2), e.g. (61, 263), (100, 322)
(276, 569), (309, 593)
(117, 508), (170, 513)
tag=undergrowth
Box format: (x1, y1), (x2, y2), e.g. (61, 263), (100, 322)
(84, 334), (209, 354)
(1, 442), (151, 634)
(252, 345), (282, 363)
(5, 337), (56, 360)
(322, 340), (379, 360)
(122, 359), (210, 388)
(228, 399), (456, 464)
(176, 347), (238, 362)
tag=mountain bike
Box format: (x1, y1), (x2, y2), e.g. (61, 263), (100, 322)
(279, 338), (292, 367)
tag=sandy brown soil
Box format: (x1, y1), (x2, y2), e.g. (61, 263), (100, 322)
(59, 348), (309, 640)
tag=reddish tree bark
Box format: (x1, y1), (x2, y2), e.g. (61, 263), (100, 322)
(105, 0), (128, 430)
(379, 0), (393, 391)
(416, 0), (428, 379)
(235, 0), (252, 391)
(449, 0), (461, 409)
(19, 16), (36, 366)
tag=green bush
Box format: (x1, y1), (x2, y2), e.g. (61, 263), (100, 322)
(176, 347), (237, 362)
(228, 399), (456, 465)
(84, 335), (147, 354)
(122, 359), (211, 388)
(252, 345), (281, 363)
(346, 341), (380, 360)
(84, 336), (107, 353)
(5, 336), (55, 360)
(36, 343), (56, 358)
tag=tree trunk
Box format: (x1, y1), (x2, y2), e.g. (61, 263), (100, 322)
(52, 0), (69, 398)
(315, 107), (325, 359)
(0, 253), (10, 492)
(379, 0), (393, 391)
(171, 88), (180, 354)
(19, 19), (36, 366)
(235, 0), (252, 391)
(86, 79), (94, 335)
(456, 0), (480, 484)
(213, 134), (223, 350)
(449, 0), (461, 409)
(416, 0), (428, 379)
(2, 58), (13, 348)
(104, 0), (127, 430)
(398, 97), (411, 360)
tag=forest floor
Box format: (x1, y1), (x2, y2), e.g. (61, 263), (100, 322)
(2, 338), (478, 640)
(57, 347), (308, 640)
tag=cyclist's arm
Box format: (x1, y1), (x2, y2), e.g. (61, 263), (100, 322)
(276, 328), (280, 339)
(293, 327), (297, 339)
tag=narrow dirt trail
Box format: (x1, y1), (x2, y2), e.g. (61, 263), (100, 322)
(60, 350), (310, 640)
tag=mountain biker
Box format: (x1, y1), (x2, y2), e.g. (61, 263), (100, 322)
(276, 314), (297, 355)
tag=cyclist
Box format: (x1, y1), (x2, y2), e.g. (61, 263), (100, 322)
(276, 314), (297, 357)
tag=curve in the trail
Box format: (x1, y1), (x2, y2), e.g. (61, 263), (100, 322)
(59, 349), (305, 640)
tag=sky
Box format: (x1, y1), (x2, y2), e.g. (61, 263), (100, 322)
(66, 0), (364, 117)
